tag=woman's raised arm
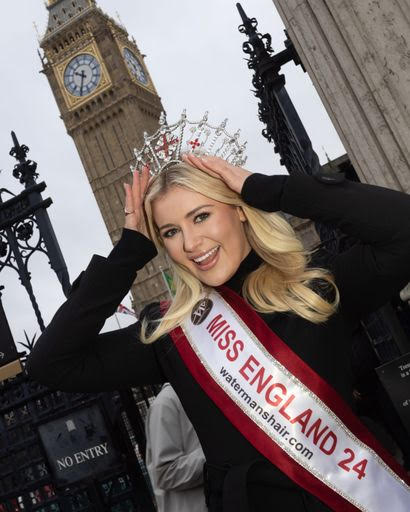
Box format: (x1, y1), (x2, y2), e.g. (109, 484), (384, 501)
(26, 228), (165, 392)
(241, 171), (410, 320)
(26, 165), (166, 392)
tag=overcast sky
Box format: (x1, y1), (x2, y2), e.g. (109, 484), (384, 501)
(0, 0), (345, 351)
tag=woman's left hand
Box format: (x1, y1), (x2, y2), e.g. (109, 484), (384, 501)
(182, 154), (252, 194)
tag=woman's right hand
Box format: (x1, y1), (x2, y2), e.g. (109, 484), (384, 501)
(123, 165), (150, 236)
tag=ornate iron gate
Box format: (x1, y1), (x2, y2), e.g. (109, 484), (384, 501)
(0, 134), (158, 511)
(0, 372), (157, 511)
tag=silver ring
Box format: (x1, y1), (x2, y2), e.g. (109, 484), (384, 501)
(124, 208), (135, 215)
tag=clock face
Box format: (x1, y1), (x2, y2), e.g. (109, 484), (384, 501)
(64, 53), (101, 97)
(123, 48), (148, 84)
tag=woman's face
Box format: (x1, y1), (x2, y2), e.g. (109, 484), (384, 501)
(152, 185), (251, 286)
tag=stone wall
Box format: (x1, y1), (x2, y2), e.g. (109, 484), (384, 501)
(272, 0), (410, 191)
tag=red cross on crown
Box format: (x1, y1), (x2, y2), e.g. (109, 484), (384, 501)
(188, 138), (201, 150)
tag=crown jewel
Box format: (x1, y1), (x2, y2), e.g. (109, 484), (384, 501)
(132, 110), (247, 175)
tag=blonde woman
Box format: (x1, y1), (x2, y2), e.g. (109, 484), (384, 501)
(27, 152), (410, 511)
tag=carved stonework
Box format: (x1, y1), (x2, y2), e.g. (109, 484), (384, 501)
(272, 0), (410, 192)
(40, 2), (169, 311)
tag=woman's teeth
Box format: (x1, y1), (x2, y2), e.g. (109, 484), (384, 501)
(194, 246), (219, 265)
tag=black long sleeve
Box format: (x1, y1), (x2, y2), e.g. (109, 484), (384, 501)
(25, 230), (165, 392)
(26, 173), (410, 393)
(241, 172), (410, 319)
(24, 172), (410, 512)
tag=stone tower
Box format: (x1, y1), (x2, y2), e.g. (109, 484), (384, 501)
(39, 0), (169, 310)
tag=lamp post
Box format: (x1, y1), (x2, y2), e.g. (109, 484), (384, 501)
(236, 3), (321, 177)
(236, 3), (349, 257)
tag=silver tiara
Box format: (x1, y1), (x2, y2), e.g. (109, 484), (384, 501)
(132, 110), (247, 176)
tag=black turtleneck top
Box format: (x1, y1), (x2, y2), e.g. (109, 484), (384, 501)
(223, 248), (262, 294)
(26, 172), (410, 511)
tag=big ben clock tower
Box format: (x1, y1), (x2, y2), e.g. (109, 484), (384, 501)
(40, 0), (169, 310)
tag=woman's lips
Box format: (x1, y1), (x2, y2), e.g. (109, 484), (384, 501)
(194, 246), (220, 271)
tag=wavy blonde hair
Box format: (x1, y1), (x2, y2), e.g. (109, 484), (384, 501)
(141, 163), (339, 343)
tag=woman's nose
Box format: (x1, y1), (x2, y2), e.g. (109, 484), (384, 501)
(182, 228), (202, 253)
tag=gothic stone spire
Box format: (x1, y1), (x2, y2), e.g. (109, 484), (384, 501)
(43, 0), (95, 39)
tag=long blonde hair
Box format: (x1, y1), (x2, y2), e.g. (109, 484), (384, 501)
(141, 163), (339, 343)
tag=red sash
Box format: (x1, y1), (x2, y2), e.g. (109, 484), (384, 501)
(168, 286), (410, 511)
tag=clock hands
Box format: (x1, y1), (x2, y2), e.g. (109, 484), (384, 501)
(75, 70), (86, 96)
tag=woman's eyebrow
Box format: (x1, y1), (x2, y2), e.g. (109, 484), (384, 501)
(158, 204), (214, 230)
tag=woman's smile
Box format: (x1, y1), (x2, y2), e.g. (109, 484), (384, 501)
(191, 245), (220, 270)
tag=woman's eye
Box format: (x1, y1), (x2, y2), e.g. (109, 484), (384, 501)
(162, 213), (209, 238)
(163, 228), (178, 238)
(194, 212), (210, 223)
